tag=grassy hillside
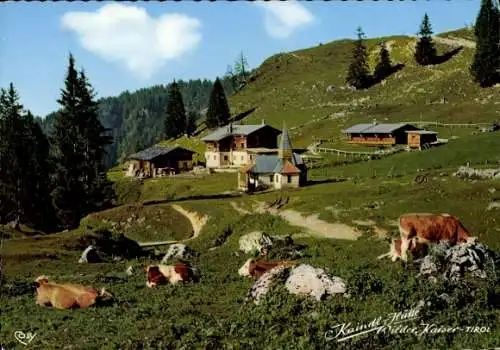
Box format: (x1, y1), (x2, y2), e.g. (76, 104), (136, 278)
(2, 28), (500, 349)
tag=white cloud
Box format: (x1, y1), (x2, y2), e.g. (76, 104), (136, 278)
(256, 1), (314, 39)
(61, 4), (202, 79)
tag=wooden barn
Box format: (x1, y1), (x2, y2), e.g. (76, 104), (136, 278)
(126, 146), (196, 178)
(344, 122), (422, 146)
(406, 130), (438, 150)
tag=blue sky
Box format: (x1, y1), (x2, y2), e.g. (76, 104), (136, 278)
(0, 0), (480, 117)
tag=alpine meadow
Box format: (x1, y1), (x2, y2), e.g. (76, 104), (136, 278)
(1, 2), (500, 350)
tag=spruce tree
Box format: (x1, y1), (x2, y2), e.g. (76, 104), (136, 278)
(51, 54), (87, 229)
(415, 13), (437, 66)
(346, 27), (370, 90)
(470, 0), (500, 87)
(164, 81), (187, 139)
(76, 70), (115, 213)
(374, 42), (393, 81)
(206, 78), (231, 128)
(186, 110), (198, 136)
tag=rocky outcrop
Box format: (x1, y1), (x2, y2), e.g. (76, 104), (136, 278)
(245, 264), (347, 305)
(454, 166), (500, 180)
(285, 264), (347, 301)
(417, 242), (497, 283)
(161, 244), (198, 263)
(239, 231), (273, 254)
(78, 245), (102, 263)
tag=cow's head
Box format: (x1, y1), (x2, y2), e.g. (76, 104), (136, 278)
(238, 258), (254, 277)
(33, 275), (50, 290)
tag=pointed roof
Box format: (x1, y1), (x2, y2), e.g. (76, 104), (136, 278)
(279, 122), (292, 150)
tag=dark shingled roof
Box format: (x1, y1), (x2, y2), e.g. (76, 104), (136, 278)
(128, 146), (194, 161)
(201, 123), (281, 142)
(343, 123), (415, 134)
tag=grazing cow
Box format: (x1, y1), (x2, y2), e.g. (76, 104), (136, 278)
(238, 258), (296, 278)
(33, 276), (111, 310)
(398, 213), (476, 262)
(144, 264), (199, 288)
(377, 238), (428, 262)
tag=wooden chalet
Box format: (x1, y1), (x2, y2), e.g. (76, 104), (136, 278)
(344, 122), (423, 146)
(201, 121), (282, 169)
(126, 146), (196, 178)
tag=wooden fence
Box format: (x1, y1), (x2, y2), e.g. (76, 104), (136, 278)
(407, 121), (492, 128)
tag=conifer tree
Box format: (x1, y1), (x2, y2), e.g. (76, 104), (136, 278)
(164, 80), (187, 139)
(346, 27), (370, 90)
(374, 42), (393, 81)
(415, 13), (437, 66)
(206, 78), (231, 128)
(51, 54), (115, 229)
(76, 70), (115, 213)
(51, 54), (87, 229)
(470, 0), (500, 87)
(0, 84), (54, 230)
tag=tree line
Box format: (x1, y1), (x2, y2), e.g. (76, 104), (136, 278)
(1, 52), (243, 232)
(163, 77), (232, 139)
(38, 52), (251, 168)
(1, 54), (114, 232)
(346, 0), (500, 89)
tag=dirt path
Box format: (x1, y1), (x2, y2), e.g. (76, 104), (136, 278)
(253, 201), (360, 240)
(138, 205), (208, 247)
(280, 210), (361, 240)
(434, 36), (476, 49)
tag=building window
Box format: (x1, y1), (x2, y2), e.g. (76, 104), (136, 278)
(269, 175), (273, 182)
(213, 155), (216, 160)
(240, 143), (245, 149)
(275, 174), (279, 182)
(241, 156), (244, 161)
(287, 175), (292, 183)
(224, 155), (228, 161)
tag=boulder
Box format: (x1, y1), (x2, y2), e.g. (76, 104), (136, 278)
(417, 242), (497, 283)
(285, 264), (347, 301)
(78, 245), (101, 263)
(239, 231), (273, 254)
(245, 264), (347, 305)
(161, 244), (197, 263)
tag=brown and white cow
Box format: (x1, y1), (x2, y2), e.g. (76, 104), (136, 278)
(377, 238), (428, 262)
(144, 263), (198, 288)
(398, 213), (476, 262)
(238, 258), (296, 278)
(33, 276), (111, 310)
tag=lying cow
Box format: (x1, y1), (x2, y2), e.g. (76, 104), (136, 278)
(145, 263), (199, 288)
(33, 276), (112, 310)
(238, 258), (296, 278)
(377, 238), (428, 262)
(399, 213), (476, 262)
